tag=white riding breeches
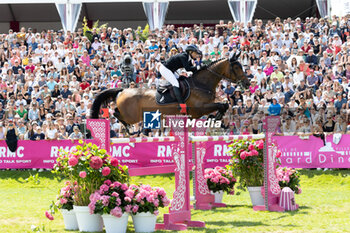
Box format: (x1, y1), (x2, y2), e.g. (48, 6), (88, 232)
(158, 63), (179, 88)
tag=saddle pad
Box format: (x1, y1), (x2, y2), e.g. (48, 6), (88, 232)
(155, 78), (191, 105)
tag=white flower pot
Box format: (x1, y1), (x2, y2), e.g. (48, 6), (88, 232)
(73, 205), (103, 232)
(132, 212), (157, 233)
(210, 190), (224, 203)
(102, 213), (129, 233)
(247, 186), (264, 206)
(60, 209), (79, 230)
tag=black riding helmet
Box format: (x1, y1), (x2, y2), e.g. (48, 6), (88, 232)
(185, 45), (202, 55)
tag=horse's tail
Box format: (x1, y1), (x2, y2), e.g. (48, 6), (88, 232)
(90, 88), (124, 119)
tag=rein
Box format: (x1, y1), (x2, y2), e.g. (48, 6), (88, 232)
(206, 60), (246, 90)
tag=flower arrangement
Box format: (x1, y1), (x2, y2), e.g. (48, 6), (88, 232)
(130, 184), (171, 216)
(204, 166), (236, 194)
(45, 181), (75, 220)
(53, 141), (129, 206)
(89, 182), (171, 217)
(88, 180), (132, 217)
(276, 167), (302, 194)
(227, 139), (265, 188)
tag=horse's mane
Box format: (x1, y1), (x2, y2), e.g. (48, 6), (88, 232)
(206, 58), (227, 68)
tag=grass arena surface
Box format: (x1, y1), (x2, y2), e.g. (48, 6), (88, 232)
(1, 170), (350, 233)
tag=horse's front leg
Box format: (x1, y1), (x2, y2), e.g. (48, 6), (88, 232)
(200, 102), (229, 120)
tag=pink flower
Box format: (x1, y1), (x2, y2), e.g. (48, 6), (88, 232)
(125, 189), (134, 198)
(251, 149), (259, 156)
(157, 188), (166, 197)
(112, 181), (121, 188)
(162, 197), (171, 206)
(125, 205), (132, 213)
(154, 210), (159, 216)
(132, 205), (139, 213)
(124, 197), (132, 202)
(111, 192), (119, 198)
(276, 151), (282, 158)
(248, 144), (255, 151)
(90, 156), (103, 169)
(110, 157), (119, 167)
(60, 198), (68, 204)
(101, 195), (110, 206)
(104, 180), (112, 186)
(68, 157), (78, 167)
(102, 167), (111, 176)
(154, 199), (159, 207)
(229, 190), (235, 195)
(79, 171), (86, 178)
(297, 187), (302, 194)
(211, 177), (219, 183)
(121, 183), (128, 191)
(240, 151), (247, 160)
(45, 211), (54, 221)
(99, 184), (109, 194)
(110, 207), (123, 218)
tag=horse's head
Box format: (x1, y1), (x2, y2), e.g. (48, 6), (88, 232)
(228, 52), (250, 90)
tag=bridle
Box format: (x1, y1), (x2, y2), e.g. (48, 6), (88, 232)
(206, 59), (247, 90)
(206, 59), (240, 81)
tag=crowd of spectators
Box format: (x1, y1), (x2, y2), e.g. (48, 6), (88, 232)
(1, 15), (350, 139)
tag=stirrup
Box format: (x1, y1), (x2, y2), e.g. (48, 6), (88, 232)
(179, 104), (187, 114)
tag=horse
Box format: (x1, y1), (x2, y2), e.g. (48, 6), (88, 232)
(90, 54), (250, 128)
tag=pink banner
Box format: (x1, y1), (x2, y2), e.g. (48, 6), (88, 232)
(1, 135), (349, 169)
(0, 140), (230, 169)
(274, 135), (350, 168)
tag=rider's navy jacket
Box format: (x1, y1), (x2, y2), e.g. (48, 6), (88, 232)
(163, 52), (198, 73)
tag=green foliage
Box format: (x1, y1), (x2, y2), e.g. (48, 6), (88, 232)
(82, 17), (108, 42)
(205, 166), (236, 194)
(277, 167), (302, 194)
(52, 140), (129, 206)
(26, 173), (40, 185)
(135, 24), (150, 42)
(227, 139), (265, 190)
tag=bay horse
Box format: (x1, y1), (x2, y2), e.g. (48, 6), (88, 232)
(90, 54), (250, 128)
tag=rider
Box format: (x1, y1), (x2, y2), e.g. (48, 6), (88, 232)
(157, 44), (202, 113)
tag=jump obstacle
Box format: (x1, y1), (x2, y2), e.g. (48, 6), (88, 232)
(86, 115), (289, 231)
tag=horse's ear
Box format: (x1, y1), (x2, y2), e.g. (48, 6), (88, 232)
(235, 50), (241, 59)
(230, 50), (241, 62)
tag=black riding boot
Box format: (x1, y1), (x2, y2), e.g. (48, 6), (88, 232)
(173, 86), (187, 114)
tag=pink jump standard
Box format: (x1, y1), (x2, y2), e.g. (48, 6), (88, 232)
(87, 116), (205, 231)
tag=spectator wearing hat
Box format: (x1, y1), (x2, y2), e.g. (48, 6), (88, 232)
(263, 60), (274, 76)
(270, 67), (284, 83)
(249, 79), (259, 94)
(254, 66), (266, 85)
(61, 83), (72, 99)
(230, 88), (243, 106)
(268, 97), (282, 116)
(31, 125), (45, 141)
(305, 49), (318, 66)
(69, 125), (83, 140)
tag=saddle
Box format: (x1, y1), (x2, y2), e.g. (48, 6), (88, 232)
(155, 76), (191, 105)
